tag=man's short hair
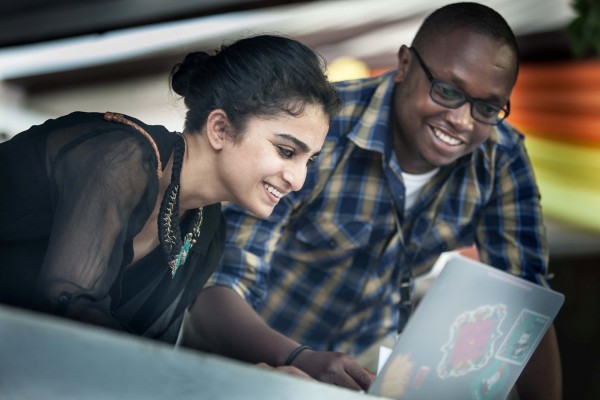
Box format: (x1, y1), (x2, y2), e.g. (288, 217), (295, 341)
(412, 2), (519, 72)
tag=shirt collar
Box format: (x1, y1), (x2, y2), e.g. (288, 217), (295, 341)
(347, 71), (396, 155)
(343, 71), (506, 173)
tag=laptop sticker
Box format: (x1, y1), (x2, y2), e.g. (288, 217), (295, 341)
(438, 304), (507, 378)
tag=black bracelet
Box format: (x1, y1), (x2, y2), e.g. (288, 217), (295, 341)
(283, 345), (313, 366)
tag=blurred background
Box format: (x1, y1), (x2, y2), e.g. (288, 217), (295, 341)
(1, 0), (598, 398)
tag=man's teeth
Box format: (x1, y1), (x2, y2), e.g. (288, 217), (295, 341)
(266, 184), (283, 198)
(434, 128), (462, 146)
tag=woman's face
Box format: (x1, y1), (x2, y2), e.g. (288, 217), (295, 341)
(219, 103), (329, 218)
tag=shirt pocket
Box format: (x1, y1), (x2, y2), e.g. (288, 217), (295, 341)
(282, 215), (373, 265)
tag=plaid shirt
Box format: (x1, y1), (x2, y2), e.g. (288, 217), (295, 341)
(208, 71), (549, 356)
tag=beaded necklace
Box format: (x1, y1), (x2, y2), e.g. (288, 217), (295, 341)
(158, 137), (204, 278)
(103, 112), (203, 278)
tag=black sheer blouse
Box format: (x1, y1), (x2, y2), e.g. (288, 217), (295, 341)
(0, 112), (224, 343)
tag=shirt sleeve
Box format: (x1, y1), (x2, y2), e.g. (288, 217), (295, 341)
(205, 138), (331, 309)
(476, 128), (550, 286)
(35, 129), (158, 328)
(205, 199), (295, 309)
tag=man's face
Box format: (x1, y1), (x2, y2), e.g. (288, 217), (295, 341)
(391, 28), (517, 174)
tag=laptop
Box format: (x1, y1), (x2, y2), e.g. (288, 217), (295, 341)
(367, 253), (565, 400)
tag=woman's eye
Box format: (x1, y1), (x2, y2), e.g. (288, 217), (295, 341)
(277, 146), (294, 159)
(307, 156), (317, 166)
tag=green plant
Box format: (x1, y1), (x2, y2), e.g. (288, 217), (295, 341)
(567, 0), (600, 57)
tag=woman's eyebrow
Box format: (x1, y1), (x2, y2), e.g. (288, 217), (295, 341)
(275, 133), (310, 153)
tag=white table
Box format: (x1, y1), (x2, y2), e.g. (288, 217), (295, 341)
(0, 305), (384, 400)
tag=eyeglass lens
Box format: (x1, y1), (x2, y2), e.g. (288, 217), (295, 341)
(411, 47), (509, 125)
(430, 81), (508, 124)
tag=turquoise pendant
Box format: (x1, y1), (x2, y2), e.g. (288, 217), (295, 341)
(171, 236), (193, 278)
(167, 207), (203, 279)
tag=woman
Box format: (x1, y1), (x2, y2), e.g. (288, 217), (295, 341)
(0, 34), (339, 345)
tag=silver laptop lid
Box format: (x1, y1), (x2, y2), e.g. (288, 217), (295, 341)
(368, 253), (564, 400)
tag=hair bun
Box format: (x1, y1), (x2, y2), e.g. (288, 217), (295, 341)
(171, 51), (210, 97)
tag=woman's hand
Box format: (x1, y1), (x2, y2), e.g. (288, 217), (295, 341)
(184, 288), (374, 391)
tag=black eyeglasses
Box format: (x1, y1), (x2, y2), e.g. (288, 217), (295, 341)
(410, 47), (510, 125)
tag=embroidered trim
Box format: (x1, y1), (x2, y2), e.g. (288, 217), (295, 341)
(103, 112), (163, 178)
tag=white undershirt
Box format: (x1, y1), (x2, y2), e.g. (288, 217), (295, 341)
(402, 168), (440, 212)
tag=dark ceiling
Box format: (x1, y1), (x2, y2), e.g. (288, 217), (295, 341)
(0, 0), (317, 48)
(2, 0), (413, 92)
(1, 0), (575, 94)
(0, 0), (330, 91)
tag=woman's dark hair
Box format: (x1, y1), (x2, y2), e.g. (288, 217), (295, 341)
(412, 2), (519, 79)
(170, 34), (341, 135)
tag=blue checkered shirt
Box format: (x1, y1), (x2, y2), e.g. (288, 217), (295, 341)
(207, 71), (549, 356)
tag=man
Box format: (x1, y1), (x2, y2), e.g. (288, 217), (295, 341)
(182, 3), (562, 398)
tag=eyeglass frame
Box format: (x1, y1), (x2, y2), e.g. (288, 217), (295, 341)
(409, 47), (510, 125)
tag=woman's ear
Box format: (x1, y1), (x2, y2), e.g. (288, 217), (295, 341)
(205, 109), (232, 150)
(392, 45), (412, 83)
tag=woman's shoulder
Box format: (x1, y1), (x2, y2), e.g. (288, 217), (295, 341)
(107, 112), (181, 167)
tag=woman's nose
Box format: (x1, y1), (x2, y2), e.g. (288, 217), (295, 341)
(282, 163), (307, 192)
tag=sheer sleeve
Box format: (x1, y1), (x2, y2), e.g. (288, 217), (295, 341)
(35, 129), (158, 329)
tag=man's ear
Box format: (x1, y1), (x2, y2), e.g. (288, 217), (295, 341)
(392, 45), (412, 83)
(205, 109), (232, 150)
